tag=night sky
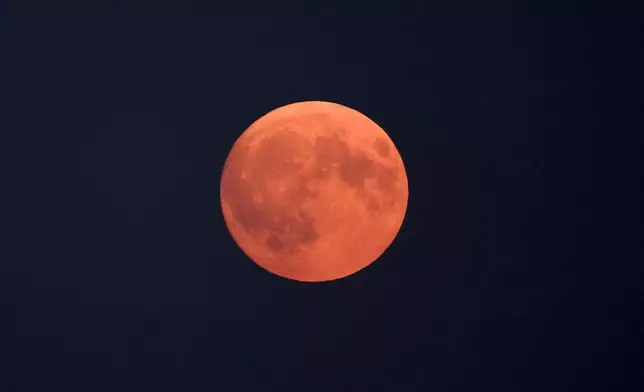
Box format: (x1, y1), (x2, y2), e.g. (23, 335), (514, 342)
(2, 6), (642, 392)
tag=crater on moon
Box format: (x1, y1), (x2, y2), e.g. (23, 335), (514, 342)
(220, 101), (408, 281)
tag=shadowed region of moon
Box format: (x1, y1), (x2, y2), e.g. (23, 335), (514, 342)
(220, 101), (408, 282)
(221, 130), (318, 254)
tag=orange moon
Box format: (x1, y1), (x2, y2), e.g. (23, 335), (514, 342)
(220, 101), (408, 282)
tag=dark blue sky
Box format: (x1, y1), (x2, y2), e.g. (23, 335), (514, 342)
(2, 7), (642, 392)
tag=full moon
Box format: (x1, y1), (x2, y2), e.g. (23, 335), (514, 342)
(220, 101), (408, 282)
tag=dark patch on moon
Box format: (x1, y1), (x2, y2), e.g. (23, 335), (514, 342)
(287, 184), (320, 204)
(266, 234), (284, 251)
(222, 129), (320, 256)
(313, 133), (351, 167)
(313, 133), (400, 203)
(339, 154), (375, 191)
(283, 212), (319, 245)
(254, 129), (306, 180)
(366, 196), (380, 211)
(372, 137), (390, 157)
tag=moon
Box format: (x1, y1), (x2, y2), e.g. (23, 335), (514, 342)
(220, 101), (408, 282)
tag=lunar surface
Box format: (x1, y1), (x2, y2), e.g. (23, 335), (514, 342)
(220, 101), (408, 282)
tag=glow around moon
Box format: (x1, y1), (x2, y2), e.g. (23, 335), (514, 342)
(220, 101), (408, 282)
